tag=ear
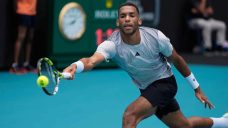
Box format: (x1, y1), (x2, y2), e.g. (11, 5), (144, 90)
(138, 18), (142, 25)
(116, 19), (119, 27)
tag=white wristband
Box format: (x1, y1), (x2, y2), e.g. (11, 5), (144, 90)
(72, 61), (84, 73)
(185, 73), (199, 89)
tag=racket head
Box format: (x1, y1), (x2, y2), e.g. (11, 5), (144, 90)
(37, 57), (60, 96)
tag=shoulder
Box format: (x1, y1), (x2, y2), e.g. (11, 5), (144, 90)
(96, 40), (116, 60)
(140, 26), (159, 36)
(140, 26), (169, 41)
(107, 29), (121, 45)
(157, 30), (170, 42)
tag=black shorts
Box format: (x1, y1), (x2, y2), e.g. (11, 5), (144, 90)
(17, 14), (36, 27)
(140, 75), (180, 119)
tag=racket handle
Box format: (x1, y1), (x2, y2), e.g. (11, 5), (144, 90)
(61, 72), (72, 79)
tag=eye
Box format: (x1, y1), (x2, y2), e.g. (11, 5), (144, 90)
(120, 15), (125, 18)
(129, 13), (136, 17)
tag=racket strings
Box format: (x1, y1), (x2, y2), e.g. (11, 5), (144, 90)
(45, 62), (56, 84)
(41, 61), (58, 94)
(37, 58), (62, 95)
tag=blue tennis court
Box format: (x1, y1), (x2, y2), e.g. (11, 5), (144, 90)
(0, 64), (228, 128)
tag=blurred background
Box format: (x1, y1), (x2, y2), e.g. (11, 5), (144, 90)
(0, 0), (228, 70)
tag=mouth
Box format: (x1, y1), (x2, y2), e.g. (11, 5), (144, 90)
(123, 24), (133, 29)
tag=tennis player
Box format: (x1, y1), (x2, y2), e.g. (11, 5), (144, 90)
(64, 2), (228, 128)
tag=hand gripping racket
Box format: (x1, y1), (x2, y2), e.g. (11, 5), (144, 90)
(37, 57), (71, 96)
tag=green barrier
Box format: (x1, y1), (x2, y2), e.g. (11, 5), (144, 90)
(48, 0), (125, 68)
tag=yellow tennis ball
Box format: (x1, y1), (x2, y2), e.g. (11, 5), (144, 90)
(37, 75), (49, 87)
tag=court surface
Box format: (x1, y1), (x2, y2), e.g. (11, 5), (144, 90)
(0, 64), (228, 128)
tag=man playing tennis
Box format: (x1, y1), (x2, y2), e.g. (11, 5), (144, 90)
(64, 2), (228, 128)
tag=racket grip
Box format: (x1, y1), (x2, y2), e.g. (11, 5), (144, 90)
(62, 72), (72, 79)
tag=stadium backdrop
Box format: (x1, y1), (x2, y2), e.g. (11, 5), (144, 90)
(0, 0), (227, 69)
(49, 0), (160, 68)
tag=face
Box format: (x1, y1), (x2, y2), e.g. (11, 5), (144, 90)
(117, 5), (142, 35)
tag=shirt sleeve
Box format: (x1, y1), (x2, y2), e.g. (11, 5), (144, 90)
(96, 40), (116, 62)
(157, 30), (173, 57)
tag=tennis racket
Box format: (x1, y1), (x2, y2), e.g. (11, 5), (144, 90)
(37, 57), (72, 96)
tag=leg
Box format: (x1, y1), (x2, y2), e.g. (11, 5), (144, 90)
(208, 18), (227, 46)
(188, 116), (213, 128)
(161, 110), (214, 128)
(122, 96), (156, 128)
(14, 25), (27, 63)
(154, 96), (213, 128)
(161, 110), (228, 128)
(189, 18), (213, 49)
(10, 25), (27, 73)
(22, 15), (37, 72)
(160, 110), (193, 128)
(25, 27), (34, 64)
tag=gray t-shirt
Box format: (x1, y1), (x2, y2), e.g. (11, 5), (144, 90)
(96, 27), (173, 89)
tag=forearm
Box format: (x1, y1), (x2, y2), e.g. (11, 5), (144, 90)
(173, 56), (200, 90)
(79, 57), (98, 71)
(71, 53), (105, 73)
(172, 55), (191, 77)
(70, 57), (95, 74)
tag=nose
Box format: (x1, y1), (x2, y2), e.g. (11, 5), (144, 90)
(125, 15), (130, 22)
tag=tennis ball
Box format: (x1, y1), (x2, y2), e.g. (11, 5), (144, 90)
(37, 75), (49, 87)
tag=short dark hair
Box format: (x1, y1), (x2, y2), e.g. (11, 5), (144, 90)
(118, 2), (140, 16)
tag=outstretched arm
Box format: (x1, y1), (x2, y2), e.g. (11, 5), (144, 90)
(63, 52), (105, 79)
(168, 49), (214, 109)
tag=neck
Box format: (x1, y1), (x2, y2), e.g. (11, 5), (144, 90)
(121, 29), (141, 45)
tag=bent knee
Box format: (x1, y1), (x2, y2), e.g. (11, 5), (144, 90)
(123, 111), (136, 123)
(123, 111), (139, 126)
(218, 22), (226, 30)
